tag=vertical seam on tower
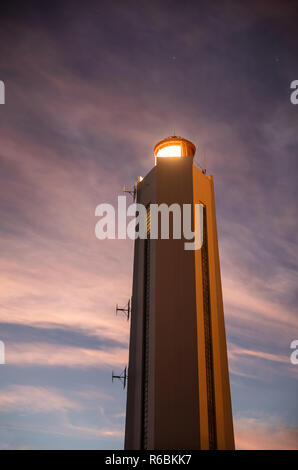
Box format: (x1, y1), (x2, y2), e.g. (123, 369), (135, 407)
(142, 205), (151, 449)
(202, 206), (217, 450)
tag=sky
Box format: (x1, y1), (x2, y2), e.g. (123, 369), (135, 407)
(0, 0), (297, 450)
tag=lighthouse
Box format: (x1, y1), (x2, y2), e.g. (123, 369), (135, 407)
(124, 137), (234, 450)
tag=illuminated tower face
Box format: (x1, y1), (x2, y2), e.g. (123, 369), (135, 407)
(125, 137), (234, 450)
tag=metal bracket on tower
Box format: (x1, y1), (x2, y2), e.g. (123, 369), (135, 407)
(112, 366), (127, 389)
(115, 299), (131, 321)
(123, 184), (137, 201)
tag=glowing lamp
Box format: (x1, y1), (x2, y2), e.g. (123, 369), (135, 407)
(153, 136), (196, 163)
(156, 145), (182, 157)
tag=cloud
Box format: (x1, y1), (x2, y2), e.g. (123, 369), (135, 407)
(228, 342), (296, 382)
(6, 342), (128, 369)
(0, 385), (78, 413)
(234, 415), (298, 450)
(0, 384), (125, 446)
(0, 419), (124, 443)
(0, 443), (32, 450)
(0, 0), (297, 450)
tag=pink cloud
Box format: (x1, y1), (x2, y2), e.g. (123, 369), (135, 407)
(234, 415), (298, 450)
(6, 342), (128, 369)
(228, 342), (296, 382)
(0, 385), (78, 413)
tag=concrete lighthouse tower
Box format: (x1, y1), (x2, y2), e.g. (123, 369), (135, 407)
(124, 137), (234, 450)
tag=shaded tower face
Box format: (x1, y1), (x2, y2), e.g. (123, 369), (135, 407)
(125, 137), (234, 450)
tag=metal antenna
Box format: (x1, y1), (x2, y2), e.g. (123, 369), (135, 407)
(112, 366), (127, 389)
(194, 142), (207, 174)
(203, 148), (207, 174)
(194, 156), (206, 174)
(123, 184), (136, 201)
(115, 299), (131, 321)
